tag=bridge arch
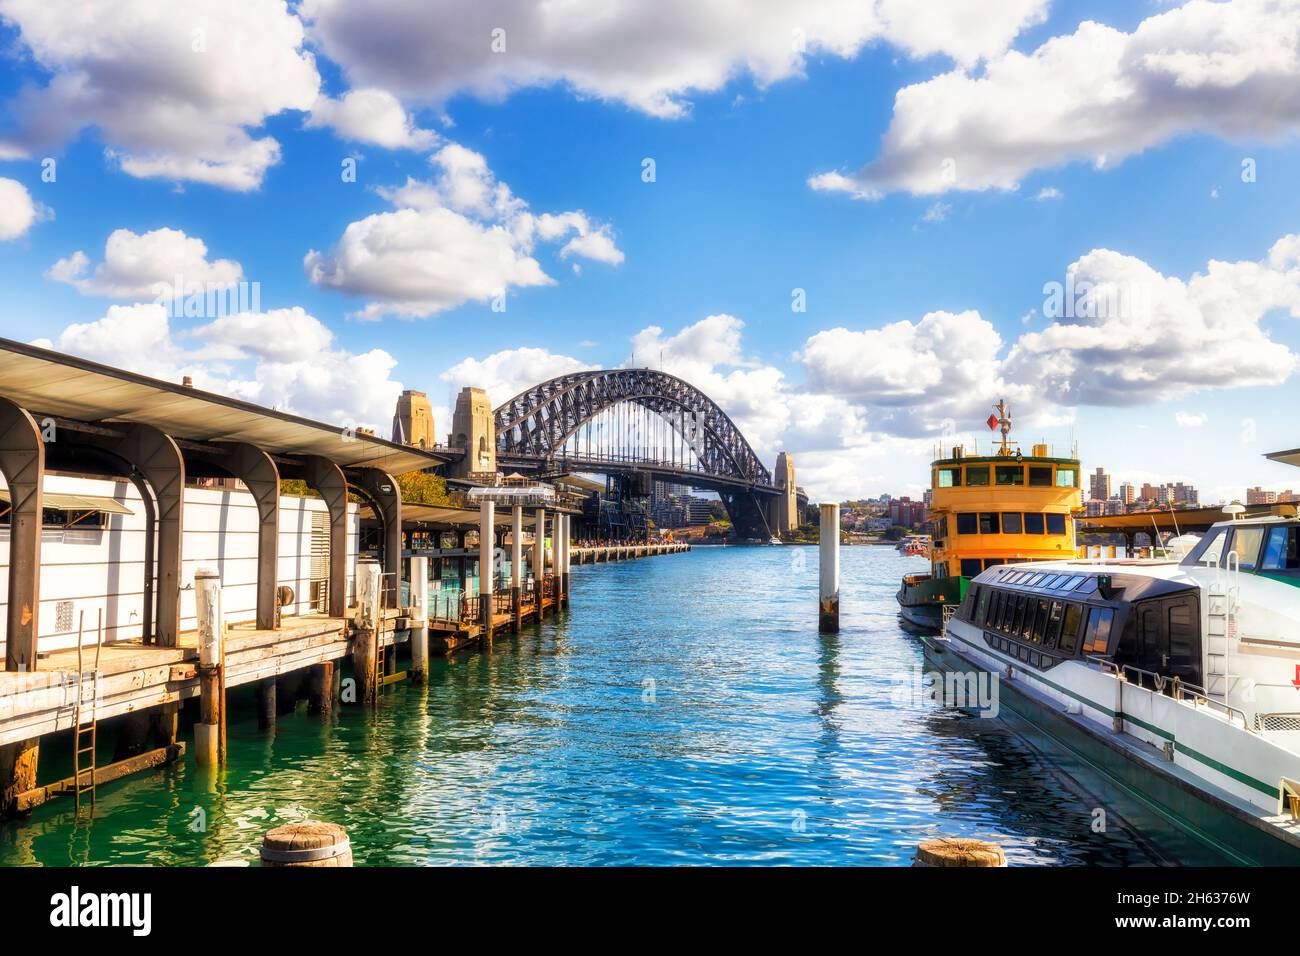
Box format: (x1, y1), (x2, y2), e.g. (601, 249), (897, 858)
(494, 369), (772, 486)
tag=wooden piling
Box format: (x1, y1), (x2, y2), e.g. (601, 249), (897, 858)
(0, 739), (39, 817)
(409, 555), (429, 684)
(308, 661), (335, 715)
(194, 568), (225, 767)
(511, 506), (522, 633)
(260, 821), (353, 868)
(819, 503), (840, 634)
(533, 508), (546, 620)
(479, 499), (495, 643)
(914, 837), (1006, 867)
(256, 679), (277, 730)
(354, 558), (382, 704)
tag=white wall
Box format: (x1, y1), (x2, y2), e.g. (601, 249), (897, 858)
(0, 473), (359, 657)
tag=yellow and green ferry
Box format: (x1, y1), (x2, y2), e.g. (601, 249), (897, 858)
(897, 401), (1083, 630)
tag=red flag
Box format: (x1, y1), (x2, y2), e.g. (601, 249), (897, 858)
(986, 413), (999, 430)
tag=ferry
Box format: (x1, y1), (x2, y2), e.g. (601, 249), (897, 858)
(896, 534), (930, 557)
(896, 401), (1082, 631)
(925, 506), (1300, 864)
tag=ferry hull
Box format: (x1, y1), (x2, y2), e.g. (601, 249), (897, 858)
(922, 632), (1300, 866)
(896, 575), (966, 633)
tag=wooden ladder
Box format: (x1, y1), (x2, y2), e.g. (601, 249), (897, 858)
(72, 610), (103, 817)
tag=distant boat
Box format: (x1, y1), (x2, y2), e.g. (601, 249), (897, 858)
(768, 536), (783, 545)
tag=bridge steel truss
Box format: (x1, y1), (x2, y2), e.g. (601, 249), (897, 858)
(494, 369), (778, 539)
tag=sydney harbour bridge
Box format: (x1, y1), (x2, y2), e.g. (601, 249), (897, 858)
(460, 369), (805, 540)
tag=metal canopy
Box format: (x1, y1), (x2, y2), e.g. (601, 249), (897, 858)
(0, 489), (134, 515)
(1266, 447), (1300, 468)
(0, 337), (445, 475)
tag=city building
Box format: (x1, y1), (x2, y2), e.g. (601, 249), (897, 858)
(1089, 467), (1111, 503)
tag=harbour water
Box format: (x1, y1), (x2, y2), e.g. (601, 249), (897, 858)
(1, 546), (1176, 866)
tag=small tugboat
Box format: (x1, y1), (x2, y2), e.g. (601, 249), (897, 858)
(896, 400), (1082, 631)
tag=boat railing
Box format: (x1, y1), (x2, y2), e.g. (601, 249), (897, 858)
(1087, 656), (1252, 731)
(940, 603), (960, 635)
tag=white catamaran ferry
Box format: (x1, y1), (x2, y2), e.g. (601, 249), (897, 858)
(924, 510), (1300, 864)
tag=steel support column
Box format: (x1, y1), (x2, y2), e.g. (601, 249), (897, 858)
(303, 456), (350, 618)
(0, 398), (43, 672)
(346, 468), (402, 586)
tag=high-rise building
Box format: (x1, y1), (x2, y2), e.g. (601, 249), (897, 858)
(1247, 486), (1278, 505)
(1119, 482), (1135, 506)
(1089, 467), (1111, 502)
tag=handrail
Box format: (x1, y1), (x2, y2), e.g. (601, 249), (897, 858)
(1087, 656), (1252, 731)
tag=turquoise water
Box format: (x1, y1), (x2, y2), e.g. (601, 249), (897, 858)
(0, 546), (1169, 866)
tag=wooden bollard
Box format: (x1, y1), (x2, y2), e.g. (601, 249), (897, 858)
(257, 678), (276, 730)
(194, 568), (225, 767)
(260, 822), (353, 868)
(913, 837), (1006, 867)
(354, 558), (382, 704)
(409, 555), (429, 684)
(819, 503), (840, 634)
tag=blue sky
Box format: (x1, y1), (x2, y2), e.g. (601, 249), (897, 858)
(1, 0), (1299, 503)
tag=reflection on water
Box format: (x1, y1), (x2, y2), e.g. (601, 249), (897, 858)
(0, 545), (1169, 866)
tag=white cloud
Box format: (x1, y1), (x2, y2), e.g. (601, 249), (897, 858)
(1175, 411), (1208, 427)
(46, 227), (243, 299)
(306, 144), (622, 319)
(0, 177), (41, 239)
(39, 303), (403, 428)
(1007, 236), (1300, 404)
(0, 0), (320, 190)
(440, 347), (596, 407)
(305, 87), (438, 150)
(812, 0), (1300, 198)
(1035, 187), (1063, 200)
(921, 201), (951, 223)
(301, 0), (1047, 119)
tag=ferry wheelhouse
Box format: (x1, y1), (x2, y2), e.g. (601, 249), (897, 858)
(929, 508), (1300, 863)
(896, 401), (1082, 630)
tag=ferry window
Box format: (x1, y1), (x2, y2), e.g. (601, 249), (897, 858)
(1045, 601), (1065, 648)
(976, 586), (992, 623)
(1002, 512), (1023, 534)
(960, 558), (983, 577)
(1000, 592), (1017, 631)
(1229, 526), (1266, 571)
(1059, 604), (1082, 654)
(1261, 526), (1300, 572)
(1061, 575), (1085, 590)
(1045, 514), (1067, 535)
(1082, 607), (1115, 655)
(1031, 600), (1051, 643)
(937, 467), (960, 487)
(1168, 600), (1196, 663)
(989, 591), (1004, 628)
(1011, 595), (1028, 634)
(1022, 512), (1045, 535)
(983, 558), (1007, 570)
(1182, 525), (1227, 567)
(1040, 574), (1061, 588)
(979, 513), (1000, 534)
(1021, 598), (1037, 641)
(956, 513), (978, 535)
(1028, 466), (1053, 486)
(966, 465), (990, 486)
(995, 465), (1024, 486)
(1071, 576), (1095, 594)
(1055, 467), (1077, 488)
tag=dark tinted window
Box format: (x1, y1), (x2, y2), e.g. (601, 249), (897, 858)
(1261, 526), (1300, 572)
(1023, 512), (1046, 534)
(1028, 466), (1052, 486)
(965, 465), (990, 486)
(1168, 600), (1196, 662)
(1059, 603), (1082, 654)
(956, 513), (978, 534)
(1045, 513), (1067, 535)
(1083, 607), (1115, 655)
(979, 513), (1000, 534)
(1002, 512), (1023, 534)
(1031, 600), (1050, 643)
(1045, 601), (1064, 648)
(960, 558), (983, 577)
(999, 592), (1016, 630)
(976, 586), (992, 624)
(996, 465), (1024, 486)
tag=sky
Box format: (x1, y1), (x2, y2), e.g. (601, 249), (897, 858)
(1, 0), (1300, 505)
